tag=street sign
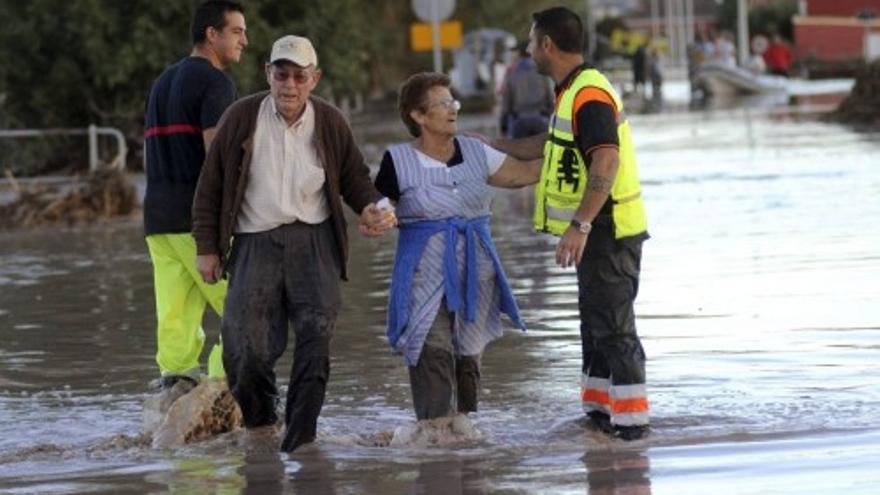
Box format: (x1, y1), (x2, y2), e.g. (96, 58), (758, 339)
(412, 0), (455, 23)
(411, 0), (457, 73)
(410, 21), (463, 51)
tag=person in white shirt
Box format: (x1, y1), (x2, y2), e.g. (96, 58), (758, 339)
(192, 35), (395, 453)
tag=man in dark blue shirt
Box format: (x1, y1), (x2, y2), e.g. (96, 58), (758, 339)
(143, 0), (247, 391)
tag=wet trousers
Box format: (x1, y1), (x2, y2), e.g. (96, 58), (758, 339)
(146, 233), (226, 379)
(409, 306), (481, 420)
(577, 235), (648, 427)
(221, 221), (341, 452)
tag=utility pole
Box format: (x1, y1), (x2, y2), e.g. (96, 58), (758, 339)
(685, 0), (694, 46)
(431, 1), (442, 73)
(737, 0), (749, 66)
(585, 0), (597, 62)
(651, 0), (660, 39)
(668, 0), (676, 65)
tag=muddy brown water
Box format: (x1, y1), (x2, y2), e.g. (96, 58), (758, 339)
(1, 103), (879, 494)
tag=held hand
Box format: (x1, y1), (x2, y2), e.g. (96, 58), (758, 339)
(359, 202), (396, 238)
(555, 227), (588, 268)
(196, 254), (223, 284)
(359, 222), (388, 237)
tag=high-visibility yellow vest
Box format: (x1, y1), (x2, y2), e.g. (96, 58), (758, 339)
(534, 68), (647, 239)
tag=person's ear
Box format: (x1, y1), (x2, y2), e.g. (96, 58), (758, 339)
(311, 69), (323, 86)
(410, 109), (425, 126)
(205, 26), (219, 44)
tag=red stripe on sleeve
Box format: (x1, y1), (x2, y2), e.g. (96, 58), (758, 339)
(144, 124), (202, 138)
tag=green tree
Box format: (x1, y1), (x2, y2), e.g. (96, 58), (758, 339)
(0, 0), (383, 173)
(0, 0), (593, 174)
(717, 0), (797, 40)
(0, 0), (197, 173)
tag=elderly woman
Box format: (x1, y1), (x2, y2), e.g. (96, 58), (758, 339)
(374, 72), (542, 421)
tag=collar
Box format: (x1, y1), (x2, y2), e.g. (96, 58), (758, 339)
(554, 62), (593, 96)
(267, 96), (312, 128)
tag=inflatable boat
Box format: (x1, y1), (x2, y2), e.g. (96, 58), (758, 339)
(696, 61), (788, 96)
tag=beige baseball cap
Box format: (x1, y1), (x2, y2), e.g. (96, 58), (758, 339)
(270, 35), (318, 67)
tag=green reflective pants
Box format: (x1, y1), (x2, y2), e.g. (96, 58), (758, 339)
(146, 233), (227, 379)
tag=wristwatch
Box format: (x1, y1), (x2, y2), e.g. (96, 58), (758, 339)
(570, 218), (592, 234)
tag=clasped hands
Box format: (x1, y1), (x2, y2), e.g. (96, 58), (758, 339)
(359, 201), (397, 237)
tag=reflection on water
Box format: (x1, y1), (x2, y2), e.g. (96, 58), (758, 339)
(1, 106), (879, 494)
(584, 449), (651, 495)
(240, 452), (285, 494)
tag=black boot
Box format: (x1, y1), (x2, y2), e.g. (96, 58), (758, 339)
(587, 411), (614, 435)
(614, 424), (650, 441)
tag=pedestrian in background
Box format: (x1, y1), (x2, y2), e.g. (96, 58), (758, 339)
(763, 33), (793, 77)
(648, 43), (663, 100)
(499, 41), (555, 138)
(631, 41), (647, 96)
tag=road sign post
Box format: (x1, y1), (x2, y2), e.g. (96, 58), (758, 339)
(412, 0), (456, 72)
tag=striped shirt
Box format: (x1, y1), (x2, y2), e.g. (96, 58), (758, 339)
(386, 136), (523, 365)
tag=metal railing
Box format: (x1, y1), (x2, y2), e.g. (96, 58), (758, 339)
(0, 125), (128, 171)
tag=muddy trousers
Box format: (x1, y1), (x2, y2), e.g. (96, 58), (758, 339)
(220, 222), (341, 452)
(146, 233), (226, 379)
(409, 307), (481, 420)
(577, 239), (648, 427)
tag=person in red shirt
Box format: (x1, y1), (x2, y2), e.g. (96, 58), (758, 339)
(763, 34), (793, 77)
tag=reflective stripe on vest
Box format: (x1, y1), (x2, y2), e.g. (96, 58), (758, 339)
(534, 69), (648, 239)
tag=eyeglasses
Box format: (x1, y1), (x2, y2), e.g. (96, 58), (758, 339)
(425, 99), (461, 111)
(272, 70), (313, 84)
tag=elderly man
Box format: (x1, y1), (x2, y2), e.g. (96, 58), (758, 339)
(192, 35), (394, 452)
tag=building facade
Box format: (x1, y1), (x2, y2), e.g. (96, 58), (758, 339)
(794, 0), (880, 61)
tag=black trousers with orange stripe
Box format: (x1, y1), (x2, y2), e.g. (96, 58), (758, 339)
(576, 226), (647, 426)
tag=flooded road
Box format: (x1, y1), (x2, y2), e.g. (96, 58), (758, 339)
(1, 104), (879, 494)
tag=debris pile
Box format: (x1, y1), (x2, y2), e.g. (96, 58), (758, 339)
(0, 168), (138, 229)
(145, 379), (243, 449)
(831, 61), (880, 127)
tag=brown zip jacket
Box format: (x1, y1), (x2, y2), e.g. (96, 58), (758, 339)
(192, 91), (381, 280)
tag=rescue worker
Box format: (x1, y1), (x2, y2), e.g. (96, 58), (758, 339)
(492, 6), (650, 440)
(143, 0), (247, 392)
